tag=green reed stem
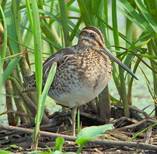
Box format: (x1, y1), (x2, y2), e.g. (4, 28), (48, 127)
(112, 0), (129, 116)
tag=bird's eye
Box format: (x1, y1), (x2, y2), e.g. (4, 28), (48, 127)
(90, 33), (95, 38)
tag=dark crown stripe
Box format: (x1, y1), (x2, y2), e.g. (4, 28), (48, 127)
(82, 26), (104, 42)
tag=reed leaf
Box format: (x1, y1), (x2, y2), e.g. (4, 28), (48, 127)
(119, 0), (153, 32)
(58, 0), (70, 46)
(0, 6), (7, 89)
(26, 0), (43, 148)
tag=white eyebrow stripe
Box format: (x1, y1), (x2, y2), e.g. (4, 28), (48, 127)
(82, 29), (104, 42)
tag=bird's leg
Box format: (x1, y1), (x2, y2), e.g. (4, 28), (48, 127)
(71, 106), (77, 136)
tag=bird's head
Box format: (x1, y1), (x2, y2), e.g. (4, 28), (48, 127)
(78, 26), (105, 48)
(79, 26), (138, 80)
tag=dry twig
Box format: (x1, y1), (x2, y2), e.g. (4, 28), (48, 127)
(0, 125), (157, 151)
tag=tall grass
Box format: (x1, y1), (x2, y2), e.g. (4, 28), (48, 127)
(119, 0), (157, 114)
(112, 0), (129, 116)
(0, 0), (156, 148)
(26, 0), (43, 148)
(0, 5), (7, 89)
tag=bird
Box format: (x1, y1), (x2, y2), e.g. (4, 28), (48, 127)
(24, 26), (137, 136)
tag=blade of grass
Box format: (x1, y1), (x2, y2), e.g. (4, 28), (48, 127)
(33, 62), (56, 149)
(5, 1), (19, 53)
(135, 0), (157, 33)
(2, 57), (21, 82)
(38, 63), (57, 123)
(31, 0), (43, 96)
(112, 0), (129, 116)
(0, 6), (7, 60)
(99, 0), (110, 46)
(144, 0), (157, 21)
(69, 18), (81, 41)
(41, 20), (61, 50)
(26, 0), (43, 149)
(119, 0), (153, 33)
(0, 6), (7, 89)
(77, 0), (92, 25)
(58, 0), (70, 46)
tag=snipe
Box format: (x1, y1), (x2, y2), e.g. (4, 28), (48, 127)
(24, 26), (137, 136)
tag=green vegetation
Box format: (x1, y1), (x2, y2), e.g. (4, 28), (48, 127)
(0, 0), (157, 152)
(76, 124), (113, 153)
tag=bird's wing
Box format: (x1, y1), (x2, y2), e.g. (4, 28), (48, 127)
(43, 47), (75, 79)
(23, 47), (76, 92)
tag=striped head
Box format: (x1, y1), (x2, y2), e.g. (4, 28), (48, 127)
(78, 26), (105, 48)
(78, 26), (138, 80)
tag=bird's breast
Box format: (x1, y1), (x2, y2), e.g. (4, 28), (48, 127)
(48, 49), (112, 108)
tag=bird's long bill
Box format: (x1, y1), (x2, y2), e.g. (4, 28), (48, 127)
(101, 48), (138, 80)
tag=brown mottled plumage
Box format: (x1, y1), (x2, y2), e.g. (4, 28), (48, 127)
(24, 26), (137, 136)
